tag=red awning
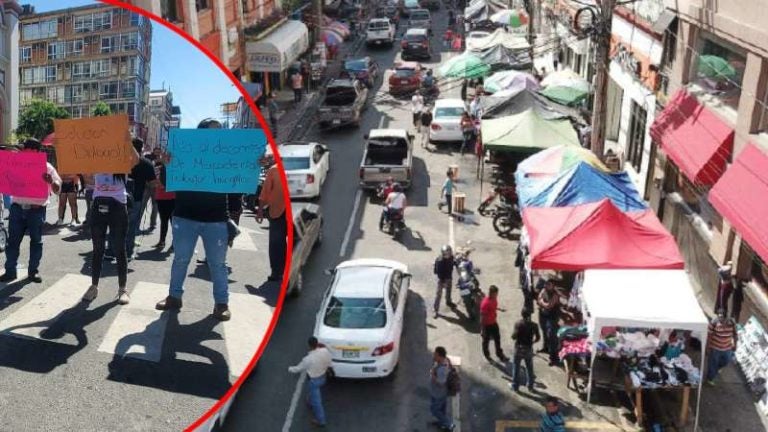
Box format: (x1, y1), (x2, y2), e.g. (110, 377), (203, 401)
(650, 89), (734, 186)
(709, 143), (768, 263)
(523, 199), (685, 270)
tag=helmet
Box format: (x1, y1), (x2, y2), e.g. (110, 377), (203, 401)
(441, 245), (453, 256)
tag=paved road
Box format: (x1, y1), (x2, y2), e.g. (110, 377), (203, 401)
(223, 9), (639, 432)
(0, 201), (276, 431)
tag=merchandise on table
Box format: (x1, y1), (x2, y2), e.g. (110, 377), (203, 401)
(735, 316), (768, 419)
(625, 354), (701, 388)
(596, 329), (661, 358)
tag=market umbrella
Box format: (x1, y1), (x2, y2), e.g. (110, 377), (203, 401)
(539, 85), (589, 106)
(484, 70), (539, 94)
(516, 145), (608, 179)
(540, 69), (590, 91)
(697, 55), (736, 79)
(321, 29), (343, 46)
(438, 52), (491, 79)
(328, 21), (350, 36)
(481, 108), (579, 152)
(489, 9), (529, 27)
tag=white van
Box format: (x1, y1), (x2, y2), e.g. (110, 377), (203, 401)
(366, 18), (396, 46)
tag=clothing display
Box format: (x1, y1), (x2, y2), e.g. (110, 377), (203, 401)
(734, 317), (768, 420)
(596, 330), (660, 358)
(567, 271), (583, 310)
(560, 338), (590, 360)
(625, 354), (701, 388)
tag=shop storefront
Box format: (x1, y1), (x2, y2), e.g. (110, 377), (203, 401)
(245, 20), (309, 94)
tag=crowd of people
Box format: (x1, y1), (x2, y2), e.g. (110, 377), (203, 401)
(0, 118), (286, 322)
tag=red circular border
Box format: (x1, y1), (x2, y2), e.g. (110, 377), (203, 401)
(99, 1), (294, 430)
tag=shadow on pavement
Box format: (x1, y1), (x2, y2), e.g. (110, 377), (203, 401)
(408, 156), (431, 208)
(245, 280), (281, 308)
(106, 312), (231, 400)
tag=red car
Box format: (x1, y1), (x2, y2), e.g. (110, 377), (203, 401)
(388, 61), (424, 96)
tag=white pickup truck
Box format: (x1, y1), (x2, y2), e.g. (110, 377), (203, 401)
(366, 18), (395, 47)
(359, 129), (414, 190)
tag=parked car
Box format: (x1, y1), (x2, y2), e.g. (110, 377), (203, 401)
(388, 61), (425, 96)
(359, 128), (414, 189)
(314, 259), (411, 378)
(280, 142), (330, 199)
(317, 79), (369, 129)
(341, 57), (380, 88)
(287, 203), (323, 296)
(408, 9), (432, 34)
(419, 0), (439, 10)
(401, 28), (431, 61)
(401, 0), (420, 16)
(383, 5), (400, 28)
(429, 98), (467, 143)
(366, 18), (396, 47)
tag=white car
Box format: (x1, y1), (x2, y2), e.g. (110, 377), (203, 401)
(314, 259), (411, 378)
(280, 142), (330, 199)
(366, 18), (395, 46)
(429, 98), (467, 143)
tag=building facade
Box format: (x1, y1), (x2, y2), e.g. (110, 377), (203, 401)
(129, 0), (278, 79)
(1, 1), (21, 142)
(145, 88), (178, 150)
(648, 0), (768, 326)
(18, 3), (152, 137)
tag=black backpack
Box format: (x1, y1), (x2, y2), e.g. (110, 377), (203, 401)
(446, 364), (461, 396)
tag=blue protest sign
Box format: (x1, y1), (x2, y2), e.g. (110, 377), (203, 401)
(166, 129), (267, 193)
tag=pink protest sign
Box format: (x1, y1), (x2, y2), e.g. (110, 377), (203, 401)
(0, 151), (48, 199)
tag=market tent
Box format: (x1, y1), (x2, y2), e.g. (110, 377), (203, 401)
(522, 199), (685, 270)
(476, 44), (532, 71)
(516, 145), (608, 178)
(521, 162), (648, 211)
(481, 108), (580, 152)
(466, 28), (529, 52)
(484, 70), (539, 94)
(464, 0), (488, 21)
(540, 85), (589, 106)
(480, 90), (583, 122)
(581, 269), (709, 431)
(439, 52), (491, 78)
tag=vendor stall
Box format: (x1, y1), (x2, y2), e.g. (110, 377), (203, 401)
(581, 269), (709, 430)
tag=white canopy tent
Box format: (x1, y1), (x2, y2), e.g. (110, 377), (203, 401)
(581, 269), (709, 431)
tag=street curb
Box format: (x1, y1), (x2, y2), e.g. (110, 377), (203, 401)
(288, 36), (367, 141)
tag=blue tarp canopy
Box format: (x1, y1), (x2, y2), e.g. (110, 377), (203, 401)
(517, 162), (648, 211)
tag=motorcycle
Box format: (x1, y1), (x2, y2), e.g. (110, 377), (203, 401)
(376, 182), (395, 201)
(455, 244), (483, 320)
(381, 207), (406, 237)
(492, 202), (522, 236)
(421, 80), (440, 103)
(478, 184), (517, 216)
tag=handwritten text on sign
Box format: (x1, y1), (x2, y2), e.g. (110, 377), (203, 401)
(0, 151), (48, 199)
(166, 129), (267, 193)
(53, 114), (133, 175)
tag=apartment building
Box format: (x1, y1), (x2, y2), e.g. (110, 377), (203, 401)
(18, 3), (152, 137)
(129, 0), (278, 79)
(648, 0), (768, 325)
(145, 88), (178, 150)
(1, 1), (21, 142)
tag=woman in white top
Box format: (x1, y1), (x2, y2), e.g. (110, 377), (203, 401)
(82, 147), (140, 305)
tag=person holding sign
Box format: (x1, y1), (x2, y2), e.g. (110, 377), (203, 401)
(258, 154), (286, 283)
(81, 145), (142, 305)
(125, 138), (158, 260)
(155, 118), (233, 321)
(0, 139), (62, 284)
(56, 174), (81, 226)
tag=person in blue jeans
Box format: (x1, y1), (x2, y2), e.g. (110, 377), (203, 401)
(155, 118), (232, 321)
(0, 139), (62, 284)
(430, 346), (455, 431)
(288, 337), (333, 427)
(125, 138), (157, 260)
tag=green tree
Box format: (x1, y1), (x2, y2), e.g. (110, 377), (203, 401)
(16, 99), (70, 140)
(90, 101), (112, 117)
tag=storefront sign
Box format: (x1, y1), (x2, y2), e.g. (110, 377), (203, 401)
(613, 45), (641, 78)
(247, 52), (282, 72)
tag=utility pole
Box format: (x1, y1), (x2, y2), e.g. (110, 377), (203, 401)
(313, 0), (323, 43)
(524, 0), (535, 71)
(589, 0), (616, 159)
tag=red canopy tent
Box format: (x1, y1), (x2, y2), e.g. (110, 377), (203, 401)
(522, 199), (685, 270)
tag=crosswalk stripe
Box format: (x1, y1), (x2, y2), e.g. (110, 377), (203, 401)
(222, 292), (273, 377)
(0, 273), (92, 346)
(97, 281), (169, 362)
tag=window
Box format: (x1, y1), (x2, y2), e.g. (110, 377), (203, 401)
(71, 61), (92, 79)
(129, 12), (142, 27)
(20, 46), (31, 63)
(68, 39), (84, 56)
(661, 18), (678, 68)
(47, 87), (65, 104)
(94, 11), (113, 30)
(121, 32), (139, 51)
(692, 34), (746, 110)
(95, 59), (111, 76)
(127, 102), (138, 122)
(100, 81), (119, 99)
(125, 55), (141, 75)
(626, 100), (647, 172)
(101, 35), (116, 53)
(69, 106), (85, 119)
(20, 89), (33, 105)
(45, 66), (57, 82)
(161, 0), (180, 22)
(389, 272), (402, 312)
(121, 80), (137, 98)
(323, 297), (387, 329)
(282, 157), (310, 170)
(21, 66), (50, 84)
(196, 0), (210, 11)
(22, 20), (57, 40)
(73, 14), (93, 33)
(65, 84), (85, 103)
(47, 42), (65, 60)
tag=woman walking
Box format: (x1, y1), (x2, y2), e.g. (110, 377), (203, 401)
(460, 111), (474, 155)
(57, 174), (81, 226)
(153, 155), (175, 251)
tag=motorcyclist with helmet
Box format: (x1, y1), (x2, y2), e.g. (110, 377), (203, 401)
(433, 244), (456, 318)
(379, 183), (407, 231)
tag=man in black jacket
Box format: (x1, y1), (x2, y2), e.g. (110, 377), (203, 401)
(511, 308), (540, 392)
(433, 245), (456, 318)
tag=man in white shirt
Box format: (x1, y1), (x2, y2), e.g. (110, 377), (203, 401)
(380, 183), (407, 230)
(289, 336), (333, 427)
(469, 95), (483, 119)
(1, 138), (62, 284)
(411, 91), (425, 127)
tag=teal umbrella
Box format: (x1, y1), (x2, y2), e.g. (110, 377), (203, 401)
(439, 53), (491, 79)
(697, 55), (736, 79)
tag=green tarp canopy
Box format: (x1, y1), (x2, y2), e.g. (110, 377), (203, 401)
(539, 85), (588, 106)
(481, 108), (580, 152)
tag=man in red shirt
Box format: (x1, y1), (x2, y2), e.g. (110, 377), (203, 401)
(480, 285), (509, 362)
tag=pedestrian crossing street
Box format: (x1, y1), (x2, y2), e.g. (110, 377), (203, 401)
(0, 270), (272, 378)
